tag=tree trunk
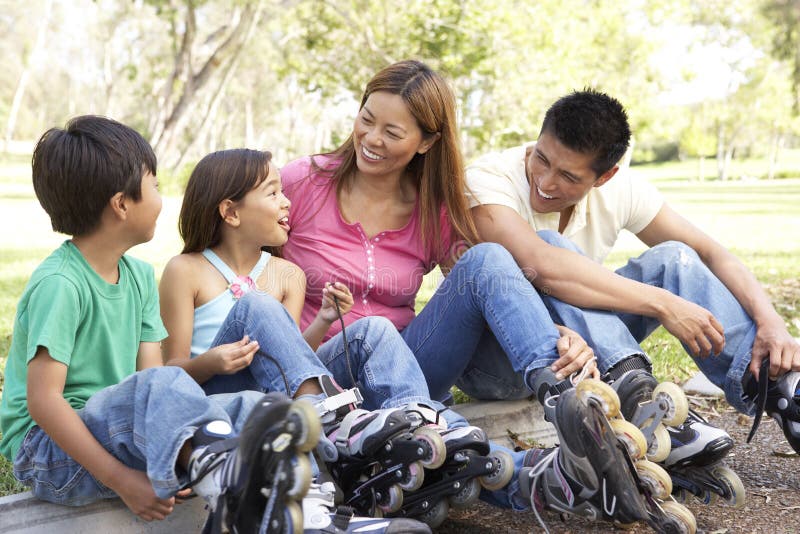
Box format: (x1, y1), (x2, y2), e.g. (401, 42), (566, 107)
(152, 1), (265, 165)
(4, 0), (53, 152)
(768, 130), (785, 180)
(716, 125), (727, 181)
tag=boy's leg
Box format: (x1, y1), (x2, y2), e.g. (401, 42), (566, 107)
(203, 291), (330, 397)
(400, 242), (560, 402)
(614, 241), (757, 414)
(13, 367), (262, 504)
(316, 316), (441, 410)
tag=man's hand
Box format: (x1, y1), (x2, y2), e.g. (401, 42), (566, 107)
(551, 325), (599, 380)
(658, 294), (725, 358)
(205, 336), (259, 375)
(111, 467), (176, 521)
(749, 321), (800, 380)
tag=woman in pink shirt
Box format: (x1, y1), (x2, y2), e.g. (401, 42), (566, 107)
(280, 60), (663, 530)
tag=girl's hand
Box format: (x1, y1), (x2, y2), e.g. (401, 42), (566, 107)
(551, 325), (599, 380)
(318, 282), (353, 324)
(205, 336), (259, 374)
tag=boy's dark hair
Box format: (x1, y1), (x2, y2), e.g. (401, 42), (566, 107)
(540, 89), (631, 177)
(179, 149), (272, 254)
(32, 115), (157, 236)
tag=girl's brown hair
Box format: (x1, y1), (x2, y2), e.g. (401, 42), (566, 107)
(179, 149), (272, 253)
(314, 60), (478, 258)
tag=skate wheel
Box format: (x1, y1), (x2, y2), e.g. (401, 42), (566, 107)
(576, 379), (621, 418)
(696, 489), (719, 505)
(449, 477), (481, 509)
(399, 460), (425, 491)
(289, 400), (322, 453)
(646, 424), (671, 463)
(378, 484), (403, 513)
(413, 426), (447, 469)
(635, 459), (672, 499)
(652, 382), (689, 427)
(286, 501), (303, 534)
(712, 465), (746, 509)
(286, 454), (312, 499)
(660, 501), (697, 534)
(418, 499), (450, 528)
(610, 419), (648, 460)
(480, 450), (514, 491)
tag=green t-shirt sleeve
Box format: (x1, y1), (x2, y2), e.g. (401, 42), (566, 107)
(25, 275), (81, 366)
(138, 263), (168, 343)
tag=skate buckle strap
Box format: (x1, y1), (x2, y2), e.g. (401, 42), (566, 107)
(332, 506), (354, 530)
(335, 409), (372, 449)
(602, 354), (652, 381)
(747, 359), (771, 443)
(315, 388), (364, 415)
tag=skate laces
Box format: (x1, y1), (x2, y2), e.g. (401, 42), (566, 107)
(527, 447), (560, 534)
(333, 294), (358, 387)
(569, 357), (597, 386)
(747, 359), (776, 443)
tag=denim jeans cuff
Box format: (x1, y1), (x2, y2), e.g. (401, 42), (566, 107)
(150, 427), (197, 499)
(288, 372), (330, 398)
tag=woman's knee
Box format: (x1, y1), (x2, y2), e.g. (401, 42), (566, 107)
(460, 242), (516, 269)
(352, 316), (397, 340)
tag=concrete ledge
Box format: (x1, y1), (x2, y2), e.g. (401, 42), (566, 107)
(451, 398), (558, 449)
(0, 399), (556, 531)
(0, 491), (208, 533)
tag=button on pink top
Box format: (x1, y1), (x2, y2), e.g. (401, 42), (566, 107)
(281, 155), (453, 341)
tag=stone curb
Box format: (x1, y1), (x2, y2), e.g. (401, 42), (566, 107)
(0, 400), (555, 532)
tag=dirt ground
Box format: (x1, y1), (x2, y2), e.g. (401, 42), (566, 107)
(436, 397), (800, 534)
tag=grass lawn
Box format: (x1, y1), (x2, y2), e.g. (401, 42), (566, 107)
(0, 156), (798, 496)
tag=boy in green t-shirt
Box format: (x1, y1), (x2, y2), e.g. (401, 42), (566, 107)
(0, 116), (319, 532)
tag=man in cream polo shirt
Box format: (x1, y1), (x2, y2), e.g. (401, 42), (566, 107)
(464, 89), (800, 455)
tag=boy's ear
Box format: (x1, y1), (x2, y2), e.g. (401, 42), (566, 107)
(109, 192), (128, 220)
(218, 199), (241, 227)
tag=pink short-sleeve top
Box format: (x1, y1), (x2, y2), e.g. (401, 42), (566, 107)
(281, 155), (453, 340)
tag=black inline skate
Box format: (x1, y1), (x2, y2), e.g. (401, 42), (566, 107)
(187, 392), (321, 534)
(604, 356), (744, 509)
(304, 377), (446, 518)
(387, 406), (514, 528)
(532, 367), (698, 533)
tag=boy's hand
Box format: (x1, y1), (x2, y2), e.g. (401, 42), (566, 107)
(658, 295), (725, 358)
(551, 325), (599, 380)
(205, 336), (259, 374)
(113, 467), (176, 521)
(317, 282), (353, 324)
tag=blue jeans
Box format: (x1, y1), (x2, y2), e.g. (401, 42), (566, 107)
(13, 367), (264, 506)
(537, 230), (757, 414)
(400, 242), (561, 402)
(202, 292), (436, 411)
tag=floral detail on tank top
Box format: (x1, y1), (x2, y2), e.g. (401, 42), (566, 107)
(228, 275), (256, 299)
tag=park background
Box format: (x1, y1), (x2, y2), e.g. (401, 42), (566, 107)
(1, 0), (799, 496)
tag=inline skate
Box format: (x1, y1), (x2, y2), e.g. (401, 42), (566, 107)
(532, 368), (697, 533)
(387, 406), (515, 528)
(604, 357), (745, 508)
(305, 377), (446, 517)
(187, 392), (321, 534)
(302, 480), (431, 533)
(745, 360), (800, 454)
